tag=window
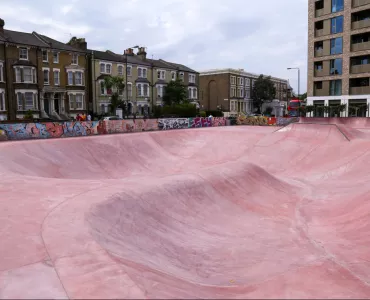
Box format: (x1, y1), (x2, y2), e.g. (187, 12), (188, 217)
(143, 84), (148, 96)
(230, 87), (236, 97)
(330, 80), (342, 96)
(53, 52), (59, 63)
(19, 47), (28, 60)
(54, 70), (60, 85)
(16, 91), (37, 111)
(240, 78), (244, 86)
(42, 50), (48, 62)
(331, 16), (343, 34)
(138, 67), (147, 78)
(75, 94), (83, 109)
(72, 54), (78, 65)
(100, 81), (107, 95)
(118, 65), (123, 76)
(192, 88), (197, 99)
(157, 70), (166, 79)
(238, 88), (244, 98)
(100, 63), (112, 74)
(179, 72), (184, 81)
(0, 91), (4, 111)
(245, 88), (250, 99)
(330, 37), (343, 55)
(23, 68), (33, 83)
(0, 63), (3, 82)
(69, 93), (84, 110)
(330, 58), (342, 75)
(245, 78), (250, 87)
(137, 84), (142, 96)
(127, 65), (132, 76)
(68, 71), (73, 85)
(189, 74), (196, 83)
(332, 0), (344, 13)
(157, 85), (164, 97)
(231, 76), (236, 85)
(127, 83), (132, 96)
(43, 69), (49, 85)
(75, 71), (83, 85)
(171, 71), (176, 80)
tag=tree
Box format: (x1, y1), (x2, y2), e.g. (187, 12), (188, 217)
(102, 75), (125, 115)
(252, 75), (276, 113)
(299, 92), (307, 101)
(162, 78), (188, 106)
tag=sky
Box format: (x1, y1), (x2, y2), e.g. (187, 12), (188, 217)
(0, 0), (308, 93)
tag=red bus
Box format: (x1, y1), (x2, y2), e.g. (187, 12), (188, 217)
(288, 99), (302, 117)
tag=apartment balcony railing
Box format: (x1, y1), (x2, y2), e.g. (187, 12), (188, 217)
(316, 9), (324, 18)
(315, 49), (324, 57)
(351, 63), (370, 73)
(352, 41), (370, 52)
(352, 19), (370, 30)
(314, 68), (330, 77)
(353, 0), (370, 8)
(350, 86), (370, 94)
(315, 29), (324, 37)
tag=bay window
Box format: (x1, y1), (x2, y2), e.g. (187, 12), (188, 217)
(14, 67), (37, 83)
(67, 70), (84, 86)
(75, 71), (83, 85)
(137, 83), (149, 97)
(68, 93), (85, 110)
(15, 90), (38, 111)
(188, 87), (198, 99)
(68, 72), (73, 85)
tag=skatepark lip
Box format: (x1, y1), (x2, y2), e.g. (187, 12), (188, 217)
(2, 124), (370, 299)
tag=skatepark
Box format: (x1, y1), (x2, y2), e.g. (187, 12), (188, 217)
(1, 120), (370, 299)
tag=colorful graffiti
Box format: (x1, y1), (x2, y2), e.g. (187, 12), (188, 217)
(158, 118), (189, 130)
(237, 116), (269, 126)
(0, 117), (227, 141)
(276, 117), (299, 126)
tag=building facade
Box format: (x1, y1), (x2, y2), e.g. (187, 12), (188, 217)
(308, 0), (370, 117)
(90, 46), (199, 116)
(0, 18), (88, 121)
(199, 68), (290, 115)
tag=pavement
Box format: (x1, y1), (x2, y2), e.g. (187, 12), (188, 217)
(1, 124), (370, 299)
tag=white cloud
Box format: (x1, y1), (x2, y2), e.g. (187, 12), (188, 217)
(0, 0), (308, 92)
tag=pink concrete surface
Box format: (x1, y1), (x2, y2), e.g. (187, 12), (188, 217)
(1, 124), (370, 299)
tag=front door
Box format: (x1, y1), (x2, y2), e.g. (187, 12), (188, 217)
(44, 96), (49, 115)
(54, 94), (59, 114)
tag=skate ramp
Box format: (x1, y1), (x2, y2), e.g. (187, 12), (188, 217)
(1, 125), (370, 299)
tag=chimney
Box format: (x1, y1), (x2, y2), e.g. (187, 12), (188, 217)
(124, 48), (134, 56)
(0, 18), (4, 34)
(137, 47), (147, 60)
(67, 37), (87, 50)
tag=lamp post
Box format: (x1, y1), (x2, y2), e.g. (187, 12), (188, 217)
(287, 67), (300, 98)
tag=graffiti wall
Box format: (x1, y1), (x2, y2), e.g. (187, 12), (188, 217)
(237, 116), (269, 126)
(276, 117), (299, 126)
(0, 117), (227, 141)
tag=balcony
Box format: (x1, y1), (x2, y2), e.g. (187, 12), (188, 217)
(316, 9), (324, 18)
(314, 88), (329, 96)
(352, 38), (370, 51)
(353, 0), (370, 8)
(315, 49), (324, 57)
(351, 63), (370, 73)
(350, 86), (370, 94)
(315, 29), (324, 37)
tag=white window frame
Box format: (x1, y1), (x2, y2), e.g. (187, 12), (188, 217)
(156, 84), (165, 97)
(14, 66), (37, 83)
(127, 82), (132, 96)
(240, 77), (244, 86)
(231, 76), (236, 85)
(75, 71), (83, 86)
(245, 78), (250, 87)
(117, 64), (124, 76)
(0, 89), (5, 111)
(15, 89), (38, 111)
(171, 71), (176, 81)
(189, 73), (196, 83)
(239, 88), (244, 98)
(53, 51), (59, 63)
(127, 65), (132, 76)
(138, 67), (147, 78)
(99, 80), (107, 95)
(19, 47), (28, 60)
(67, 92), (85, 110)
(71, 53), (78, 65)
(230, 87), (236, 98)
(0, 62), (4, 82)
(157, 70), (166, 80)
(53, 69), (60, 86)
(43, 67), (50, 85)
(42, 49), (48, 63)
(136, 83), (149, 97)
(245, 88), (250, 99)
(188, 87), (197, 99)
(99, 62), (112, 74)
(67, 71), (73, 86)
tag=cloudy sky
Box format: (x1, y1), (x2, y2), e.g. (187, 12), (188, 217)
(0, 0), (308, 93)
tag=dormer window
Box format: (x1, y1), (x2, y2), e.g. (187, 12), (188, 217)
(19, 47), (28, 60)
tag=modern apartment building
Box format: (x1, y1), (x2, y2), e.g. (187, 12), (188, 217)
(0, 18), (88, 121)
(90, 47), (199, 116)
(308, 0), (370, 117)
(199, 68), (291, 115)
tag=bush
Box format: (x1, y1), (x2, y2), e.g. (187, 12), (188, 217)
(161, 103), (197, 118)
(24, 110), (33, 120)
(205, 110), (223, 117)
(152, 105), (163, 118)
(264, 107), (273, 116)
(199, 111), (207, 117)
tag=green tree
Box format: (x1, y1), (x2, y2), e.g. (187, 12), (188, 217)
(299, 92), (307, 101)
(102, 75), (125, 115)
(252, 75), (276, 113)
(162, 78), (188, 106)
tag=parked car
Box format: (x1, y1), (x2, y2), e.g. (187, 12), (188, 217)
(101, 116), (123, 121)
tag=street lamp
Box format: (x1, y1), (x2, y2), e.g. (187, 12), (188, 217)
(287, 67), (300, 97)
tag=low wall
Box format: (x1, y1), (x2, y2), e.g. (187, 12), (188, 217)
(236, 116), (299, 126)
(0, 117), (227, 141)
